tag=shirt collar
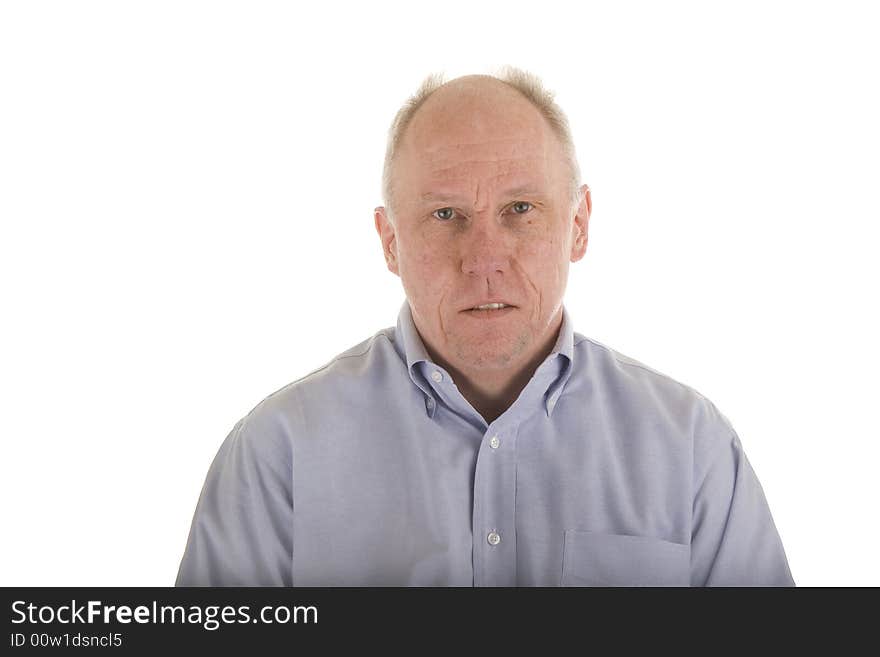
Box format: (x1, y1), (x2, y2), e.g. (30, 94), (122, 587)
(393, 299), (575, 420)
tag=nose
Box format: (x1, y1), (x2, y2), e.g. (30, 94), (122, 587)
(460, 218), (511, 278)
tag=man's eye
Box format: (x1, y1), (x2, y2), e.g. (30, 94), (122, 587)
(433, 207), (455, 221)
(511, 201), (532, 214)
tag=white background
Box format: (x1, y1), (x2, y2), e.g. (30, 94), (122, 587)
(2, 1), (877, 586)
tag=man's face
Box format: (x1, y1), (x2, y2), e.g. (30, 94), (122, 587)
(375, 78), (590, 376)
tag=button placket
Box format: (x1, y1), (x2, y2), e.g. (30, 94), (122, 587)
(473, 424), (517, 585)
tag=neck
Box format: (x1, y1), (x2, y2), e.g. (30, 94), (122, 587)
(423, 312), (563, 424)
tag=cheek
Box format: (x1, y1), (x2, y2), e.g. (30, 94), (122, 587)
(400, 244), (450, 300)
(524, 230), (568, 284)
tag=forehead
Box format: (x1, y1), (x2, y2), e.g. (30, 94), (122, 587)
(416, 137), (548, 183)
(398, 84), (559, 193)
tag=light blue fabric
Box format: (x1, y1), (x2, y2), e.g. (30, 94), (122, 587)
(175, 299), (794, 586)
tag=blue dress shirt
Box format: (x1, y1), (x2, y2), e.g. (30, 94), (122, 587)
(175, 299), (795, 586)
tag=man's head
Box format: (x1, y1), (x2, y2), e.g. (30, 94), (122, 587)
(374, 67), (591, 378)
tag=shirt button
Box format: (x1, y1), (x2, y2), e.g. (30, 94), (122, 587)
(487, 531), (501, 546)
(489, 435), (500, 449)
(431, 370), (443, 383)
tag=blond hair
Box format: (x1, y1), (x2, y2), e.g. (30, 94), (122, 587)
(381, 66), (582, 218)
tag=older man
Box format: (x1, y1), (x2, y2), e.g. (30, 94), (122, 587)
(175, 68), (794, 587)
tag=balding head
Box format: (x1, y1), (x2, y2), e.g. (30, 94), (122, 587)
(381, 68), (582, 222)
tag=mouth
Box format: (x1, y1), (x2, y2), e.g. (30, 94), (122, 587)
(461, 303), (517, 319)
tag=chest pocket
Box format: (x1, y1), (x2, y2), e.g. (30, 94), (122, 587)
(560, 530), (691, 587)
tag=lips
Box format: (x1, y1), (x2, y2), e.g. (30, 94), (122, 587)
(461, 302), (517, 312)
(462, 305), (517, 319)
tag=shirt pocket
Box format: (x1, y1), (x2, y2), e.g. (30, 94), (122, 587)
(560, 530), (691, 587)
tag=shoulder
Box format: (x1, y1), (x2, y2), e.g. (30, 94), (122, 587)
(258, 326), (398, 407)
(227, 327), (399, 452)
(572, 333), (737, 461)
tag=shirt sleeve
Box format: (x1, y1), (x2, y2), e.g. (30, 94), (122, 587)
(690, 430), (795, 586)
(175, 414), (293, 586)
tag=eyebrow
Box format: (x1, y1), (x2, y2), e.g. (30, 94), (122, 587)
(419, 186), (549, 204)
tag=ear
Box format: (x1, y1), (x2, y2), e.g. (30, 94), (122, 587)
(570, 184), (591, 263)
(374, 206), (400, 276)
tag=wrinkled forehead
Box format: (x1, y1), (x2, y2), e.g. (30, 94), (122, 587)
(400, 123), (558, 198)
(420, 136), (549, 179)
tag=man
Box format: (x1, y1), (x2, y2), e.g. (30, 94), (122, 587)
(175, 67), (794, 586)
